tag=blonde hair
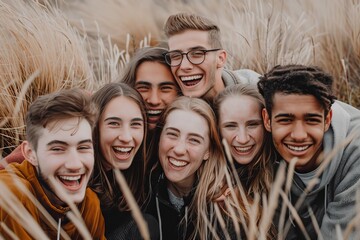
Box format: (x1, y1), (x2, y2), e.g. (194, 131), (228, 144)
(214, 84), (277, 239)
(148, 96), (228, 239)
(214, 84), (274, 197)
(164, 12), (223, 49)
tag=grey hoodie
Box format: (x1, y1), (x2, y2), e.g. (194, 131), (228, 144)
(285, 101), (360, 239)
(222, 68), (261, 87)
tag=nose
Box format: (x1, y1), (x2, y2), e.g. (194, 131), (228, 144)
(173, 139), (186, 155)
(179, 54), (193, 70)
(65, 149), (83, 170)
(118, 126), (132, 143)
(146, 89), (161, 106)
(235, 127), (250, 144)
(291, 121), (308, 141)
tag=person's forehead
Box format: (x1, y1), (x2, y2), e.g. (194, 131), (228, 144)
(168, 30), (210, 51)
(38, 118), (92, 146)
(271, 93), (324, 114)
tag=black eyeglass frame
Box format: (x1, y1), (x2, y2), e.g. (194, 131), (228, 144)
(164, 48), (221, 67)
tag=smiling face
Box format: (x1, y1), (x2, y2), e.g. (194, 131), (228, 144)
(135, 61), (179, 130)
(99, 96), (144, 170)
(219, 95), (264, 165)
(24, 117), (94, 204)
(168, 29), (226, 99)
(159, 109), (210, 191)
(263, 93), (332, 173)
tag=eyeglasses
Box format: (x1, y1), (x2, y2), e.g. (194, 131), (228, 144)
(164, 48), (220, 67)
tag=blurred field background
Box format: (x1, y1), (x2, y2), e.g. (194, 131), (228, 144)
(1, 0), (360, 157)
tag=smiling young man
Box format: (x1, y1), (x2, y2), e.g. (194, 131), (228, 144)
(258, 64), (360, 239)
(0, 89), (105, 239)
(163, 12), (260, 102)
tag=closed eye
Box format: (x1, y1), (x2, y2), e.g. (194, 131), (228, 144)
(189, 138), (201, 144)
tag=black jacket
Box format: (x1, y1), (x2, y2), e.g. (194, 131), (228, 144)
(146, 173), (195, 240)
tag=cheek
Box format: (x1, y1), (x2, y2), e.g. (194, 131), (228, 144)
(163, 92), (178, 104)
(139, 92), (149, 101)
(189, 147), (207, 163)
(220, 129), (233, 144)
(133, 129), (144, 146)
(252, 127), (264, 143)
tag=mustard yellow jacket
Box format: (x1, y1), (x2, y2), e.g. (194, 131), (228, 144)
(0, 160), (105, 240)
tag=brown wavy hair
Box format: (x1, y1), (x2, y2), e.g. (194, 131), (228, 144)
(90, 82), (147, 211)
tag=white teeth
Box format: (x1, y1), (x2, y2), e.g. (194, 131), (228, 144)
(234, 146), (252, 152)
(147, 110), (162, 115)
(113, 147), (132, 152)
(59, 175), (81, 181)
(169, 158), (188, 167)
(286, 145), (309, 151)
(180, 75), (202, 82)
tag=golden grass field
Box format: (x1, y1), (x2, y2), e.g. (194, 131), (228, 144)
(0, 0), (360, 239)
(1, 0), (360, 156)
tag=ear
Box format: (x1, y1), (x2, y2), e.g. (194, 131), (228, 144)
(324, 108), (332, 131)
(203, 151), (210, 161)
(216, 50), (227, 68)
(22, 141), (38, 166)
(262, 108), (272, 132)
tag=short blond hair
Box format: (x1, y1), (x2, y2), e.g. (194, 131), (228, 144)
(164, 12), (223, 48)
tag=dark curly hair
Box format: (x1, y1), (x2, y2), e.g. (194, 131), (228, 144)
(257, 64), (336, 117)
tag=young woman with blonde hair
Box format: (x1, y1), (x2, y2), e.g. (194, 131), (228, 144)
(214, 84), (277, 239)
(146, 96), (231, 239)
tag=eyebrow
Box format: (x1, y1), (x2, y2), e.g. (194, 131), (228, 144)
(135, 81), (176, 87)
(166, 127), (205, 140)
(304, 113), (323, 118)
(159, 82), (177, 87)
(135, 81), (151, 86)
(169, 46), (207, 53)
(104, 116), (122, 122)
(274, 113), (323, 119)
(105, 116), (144, 122)
(47, 139), (93, 146)
(274, 113), (294, 119)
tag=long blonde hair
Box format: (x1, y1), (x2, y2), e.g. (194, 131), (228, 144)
(214, 84), (277, 239)
(214, 84), (275, 197)
(148, 96), (228, 239)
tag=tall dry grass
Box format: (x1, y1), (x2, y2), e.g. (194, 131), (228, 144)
(0, 0), (96, 156)
(2, 0), (360, 155)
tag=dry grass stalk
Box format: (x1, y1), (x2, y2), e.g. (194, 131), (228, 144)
(278, 190), (311, 240)
(258, 163), (285, 240)
(213, 203), (231, 240)
(0, 222), (19, 240)
(0, 181), (50, 239)
(113, 169), (150, 240)
(308, 207), (323, 240)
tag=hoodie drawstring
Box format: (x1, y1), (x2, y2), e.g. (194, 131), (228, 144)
(156, 197), (163, 240)
(57, 218), (61, 240)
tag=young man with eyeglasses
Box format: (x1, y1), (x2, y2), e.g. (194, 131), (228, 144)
(164, 12), (260, 102)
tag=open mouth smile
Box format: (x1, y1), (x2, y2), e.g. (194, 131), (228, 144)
(285, 144), (311, 152)
(169, 157), (188, 168)
(233, 145), (254, 153)
(58, 174), (84, 190)
(180, 75), (202, 87)
(147, 109), (162, 117)
(113, 146), (133, 160)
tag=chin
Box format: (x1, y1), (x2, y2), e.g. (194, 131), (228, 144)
(68, 191), (86, 204)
